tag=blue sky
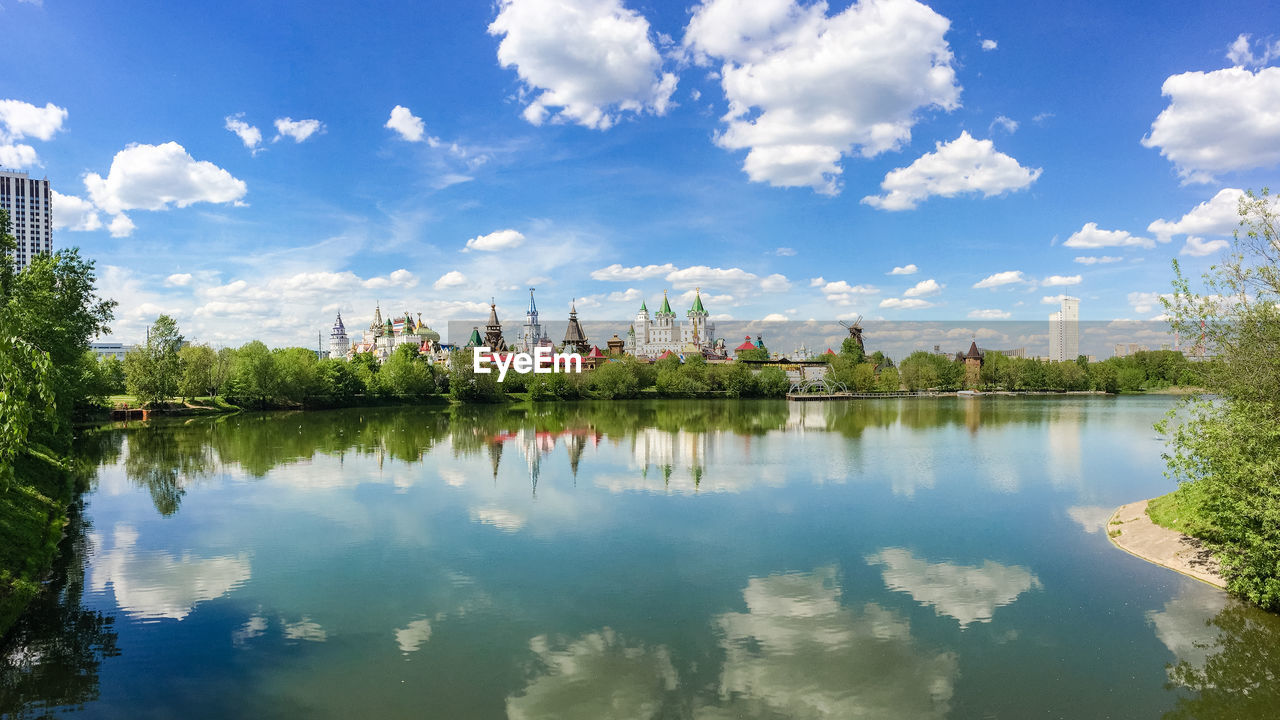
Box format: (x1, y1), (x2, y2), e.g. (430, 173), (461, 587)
(2, 0), (1278, 348)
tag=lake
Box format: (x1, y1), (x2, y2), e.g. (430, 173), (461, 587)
(3, 397), (1279, 718)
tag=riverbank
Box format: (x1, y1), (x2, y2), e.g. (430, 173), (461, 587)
(0, 452), (80, 637)
(1107, 499), (1226, 589)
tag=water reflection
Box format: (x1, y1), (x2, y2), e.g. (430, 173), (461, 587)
(699, 566), (957, 718)
(89, 523), (250, 620)
(506, 628), (680, 720)
(1162, 594), (1280, 719)
(102, 399), (1108, 511)
(866, 548), (1040, 627)
(0, 504), (119, 718)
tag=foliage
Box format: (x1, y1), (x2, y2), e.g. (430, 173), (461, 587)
(178, 344), (216, 399)
(448, 350), (504, 403)
(755, 366), (790, 397)
(588, 361), (641, 399)
(224, 341), (280, 408)
(840, 337), (865, 363)
(380, 344), (435, 398)
(124, 315), (183, 407)
(1155, 188), (1280, 609)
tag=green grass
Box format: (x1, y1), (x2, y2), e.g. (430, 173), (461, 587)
(1147, 482), (1220, 540)
(0, 451), (76, 636)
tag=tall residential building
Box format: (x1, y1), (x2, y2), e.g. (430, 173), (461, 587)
(1, 170), (53, 271)
(1048, 296), (1080, 362)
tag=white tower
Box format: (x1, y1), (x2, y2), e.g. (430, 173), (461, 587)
(329, 312), (349, 359)
(634, 300), (651, 349)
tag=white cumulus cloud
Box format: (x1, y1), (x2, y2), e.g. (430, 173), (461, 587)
(683, 0), (961, 194)
(488, 0), (677, 130)
(1042, 275), (1082, 286)
(464, 229), (526, 252)
(863, 132), (1041, 211)
(903, 278), (943, 297)
(1180, 236), (1229, 257)
(84, 142), (247, 219)
(815, 279), (879, 305)
(1063, 222), (1154, 249)
(386, 105), (426, 142)
(1148, 188), (1245, 242)
(1226, 33), (1280, 68)
(968, 308), (1010, 319)
(164, 273), (193, 287)
(224, 113), (262, 150)
(1142, 66), (1280, 182)
(50, 190), (102, 232)
(880, 297), (934, 310)
(0, 99), (68, 167)
(889, 264), (918, 275)
(981, 39), (997, 51)
(434, 270), (468, 289)
(1073, 256), (1122, 265)
(273, 117), (324, 143)
(590, 263), (676, 281)
(973, 270), (1027, 289)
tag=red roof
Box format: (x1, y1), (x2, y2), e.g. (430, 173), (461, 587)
(823, 348), (835, 355)
(657, 350), (677, 360)
(735, 336), (756, 351)
(586, 345), (605, 358)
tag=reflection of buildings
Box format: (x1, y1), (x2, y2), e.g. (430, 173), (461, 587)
(483, 427), (602, 491)
(1048, 296), (1080, 362)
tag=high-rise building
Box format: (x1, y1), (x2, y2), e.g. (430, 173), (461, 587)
(0, 170), (53, 271)
(1048, 296), (1079, 362)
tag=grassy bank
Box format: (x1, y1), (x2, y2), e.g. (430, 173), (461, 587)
(1146, 482), (1221, 543)
(0, 452), (79, 636)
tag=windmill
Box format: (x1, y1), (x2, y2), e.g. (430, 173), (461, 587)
(839, 315), (864, 350)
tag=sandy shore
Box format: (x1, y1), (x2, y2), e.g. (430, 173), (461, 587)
(1108, 499), (1226, 589)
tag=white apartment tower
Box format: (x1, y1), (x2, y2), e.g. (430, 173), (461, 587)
(1, 170), (53, 271)
(1048, 296), (1080, 362)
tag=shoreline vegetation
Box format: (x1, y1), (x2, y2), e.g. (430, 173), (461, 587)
(1120, 189), (1280, 612)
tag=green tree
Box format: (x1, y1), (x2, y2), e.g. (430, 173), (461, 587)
(225, 341), (280, 408)
(97, 354), (126, 395)
(1158, 188), (1280, 609)
(899, 351), (940, 391)
(381, 344), (433, 398)
(840, 337), (865, 364)
(875, 366), (901, 392)
(448, 350), (504, 403)
(178, 344), (216, 399)
(274, 347), (321, 403)
(589, 361), (641, 399)
(755, 366), (790, 397)
(124, 315), (183, 407)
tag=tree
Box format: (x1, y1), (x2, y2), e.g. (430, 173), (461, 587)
(448, 350), (504, 403)
(1, 212), (115, 430)
(124, 315), (184, 407)
(178, 344), (216, 399)
(875, 366), (901, 392)
(97, 354), (126, 395)
(755, 366), (790, 397)
(840, 337), (865, 364)
(1158, 188), (1280, 609)
(274, 347), (321, 403)
(224, 341), (280, 407)
(590, 361), (641, 399)
(380, 344), (433, 398)
(899, 351), (940, 391)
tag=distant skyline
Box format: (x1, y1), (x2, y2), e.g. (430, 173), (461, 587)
(2, 0), (1278, 346)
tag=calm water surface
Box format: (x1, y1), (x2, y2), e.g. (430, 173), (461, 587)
(4, 397), (1280, 719)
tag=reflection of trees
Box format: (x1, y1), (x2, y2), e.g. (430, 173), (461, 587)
(124, 422), (216, 515)
(1163, 600), (1280, 720)
(0, 503), (119, 718)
